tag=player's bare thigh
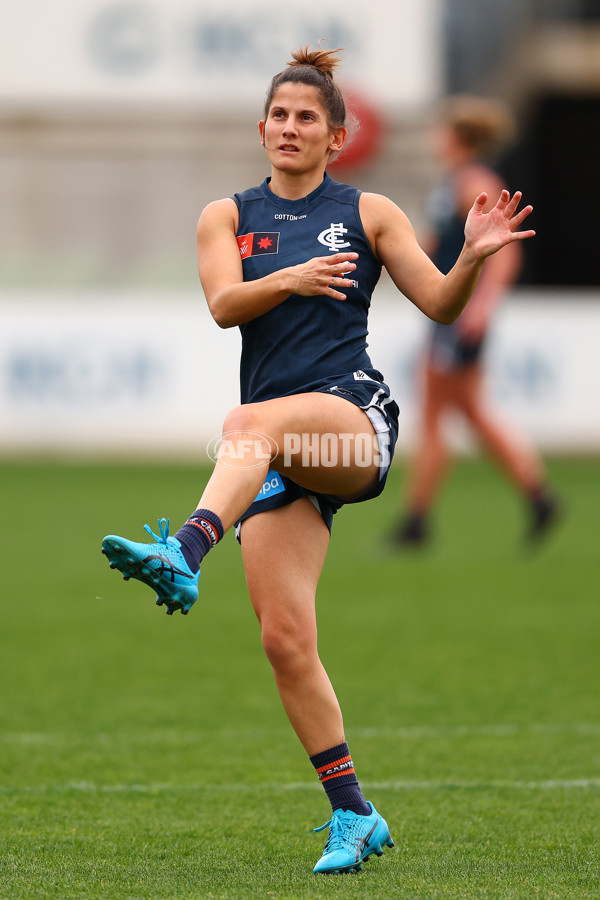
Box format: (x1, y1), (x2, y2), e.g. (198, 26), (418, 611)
(224, 392), (381, 501)
(240, 498), (329, 633)
(425, 361), (482, 412)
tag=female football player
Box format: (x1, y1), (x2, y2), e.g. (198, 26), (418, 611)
(102, 48), (535, 874)
(391, 95), (559, 548)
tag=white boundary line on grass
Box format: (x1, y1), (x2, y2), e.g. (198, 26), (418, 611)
(1, 779), (599, 796)
(2, 722), (600, 745)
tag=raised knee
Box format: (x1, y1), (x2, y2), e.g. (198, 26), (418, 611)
(221, 405), (277, 461)
(222, 404), (257, 436)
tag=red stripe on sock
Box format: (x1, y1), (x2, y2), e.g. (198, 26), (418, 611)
(320, 766), (356, 783)
(315, 755), (352, 775)
(188, 520), (218, 546)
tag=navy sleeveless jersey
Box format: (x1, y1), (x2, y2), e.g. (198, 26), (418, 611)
(427, 174), (489, 361)
(232, 173), (382, 403)
(427, 177), (465, 275)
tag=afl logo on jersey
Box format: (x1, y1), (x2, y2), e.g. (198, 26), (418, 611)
(317, 222), (351, 252)
(237, 232), (280, 260)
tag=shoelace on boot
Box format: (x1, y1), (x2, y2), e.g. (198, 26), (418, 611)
(314, 813), (353, 853)
(143, 518), (170, 544)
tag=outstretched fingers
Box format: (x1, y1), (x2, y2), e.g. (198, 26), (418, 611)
(508, 191), (535, 239)
(473, 191), (489, 211)
(510, 224), (536, 241)
(500, 189), (531, 223)
(494, 188), (511, 212)
(503, 190), (522, 217)
(510, 203), (534, 229)
(500, 189), (536, 240)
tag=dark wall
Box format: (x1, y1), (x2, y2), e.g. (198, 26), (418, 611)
(506, 94), (600, 286)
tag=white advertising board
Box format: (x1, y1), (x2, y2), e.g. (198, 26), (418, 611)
(1, 290), (598, 456)
(0, 0), (441, 109)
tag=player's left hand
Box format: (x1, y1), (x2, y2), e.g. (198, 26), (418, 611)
(464, 190), (535, 260)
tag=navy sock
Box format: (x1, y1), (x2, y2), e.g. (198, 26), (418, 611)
(310, 742), (371, 816)
(174, 509), (224, 573)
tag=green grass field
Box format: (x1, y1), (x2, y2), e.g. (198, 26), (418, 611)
(1, 457), (599, 899)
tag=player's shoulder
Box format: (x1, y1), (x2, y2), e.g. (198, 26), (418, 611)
(232, 183), (265, 206)
(321, 176), (360, 204)
(453, 164), (505, 216)
(360, 191), (402, 211)
(197, 197), (238, 233)
(359, 191), (413, 231)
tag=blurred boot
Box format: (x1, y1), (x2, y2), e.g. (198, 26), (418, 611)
(390, 512), (429, 548)
(526, 492), (562, 544)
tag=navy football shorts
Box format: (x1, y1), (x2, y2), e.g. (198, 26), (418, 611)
(234, 369), (399, 542)
(429, 321), (486, 372)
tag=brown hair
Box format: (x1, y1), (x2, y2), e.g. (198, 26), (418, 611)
(264, 45), (347, 130)
(439, 95), (516, 157)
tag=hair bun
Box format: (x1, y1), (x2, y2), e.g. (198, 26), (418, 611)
(287, 44), (343, 80)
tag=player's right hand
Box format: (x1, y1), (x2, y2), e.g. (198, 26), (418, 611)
(289, 252), (359, 301)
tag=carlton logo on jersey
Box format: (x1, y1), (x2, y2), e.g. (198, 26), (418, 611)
(237, 232), (280, 260)
(318, 222), (351, 252)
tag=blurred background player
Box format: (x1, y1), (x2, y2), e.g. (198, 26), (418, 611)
(391, 95), (561, 548)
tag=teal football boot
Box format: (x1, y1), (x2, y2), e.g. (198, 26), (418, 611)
(102, 518), (199, 615)
(313, 802), (394, 874)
